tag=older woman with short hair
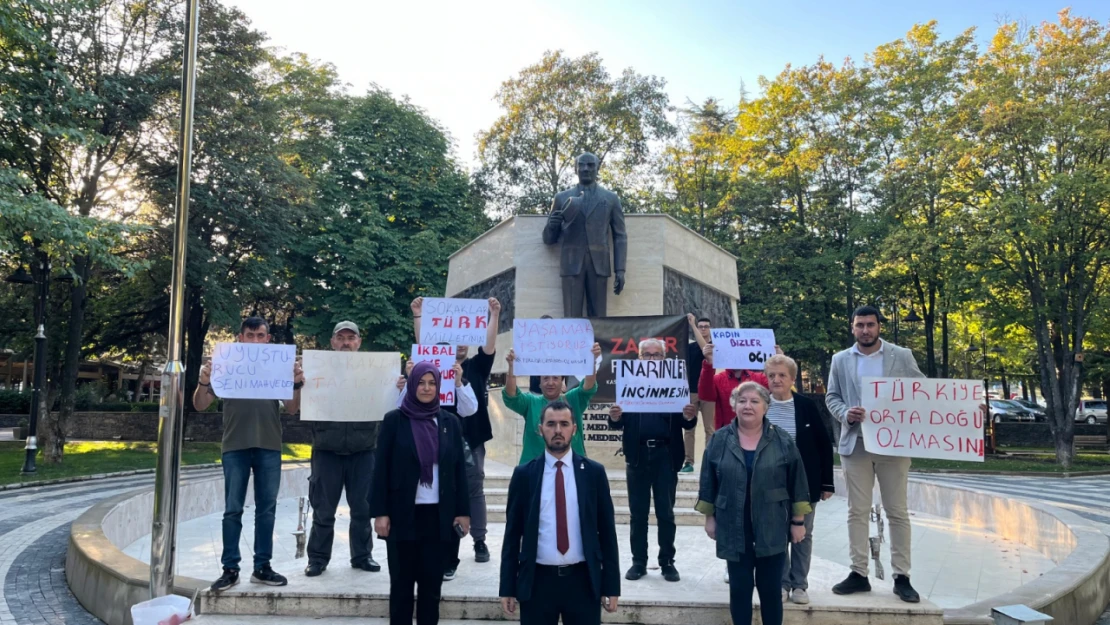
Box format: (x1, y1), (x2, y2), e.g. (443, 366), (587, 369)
(764, 354), (834, 605)
(696, 381), (811, 625)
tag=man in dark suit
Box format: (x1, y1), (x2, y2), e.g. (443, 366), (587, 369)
(542, 152), (628, 318)
(607, 338), (698, 583)
(499, 399), (621, 625)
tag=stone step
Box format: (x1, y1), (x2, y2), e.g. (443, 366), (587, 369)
(482, 474), (702, 493)
(198, 587), (943, 625)
(482, 487), (700, 509)
(483, 503), (705, 525)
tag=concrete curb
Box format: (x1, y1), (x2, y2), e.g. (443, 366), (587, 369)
(0, 463), (223, 492)
(908, 467), (1110, 478)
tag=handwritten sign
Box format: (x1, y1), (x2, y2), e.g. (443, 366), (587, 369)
(300, 351), (400, 421)
(710, 328), (776, 370)
(614, 359), (690, 413)
(513, 318), (595, 376)
(409, 345), (457, 405)
(211, 343), (296, 400)
(419, 298), (489, 346)
(861, 377), (986, 462)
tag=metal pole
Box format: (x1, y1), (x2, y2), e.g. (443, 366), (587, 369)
(21, 257), (48, 475)
(150, 0), (201, 599)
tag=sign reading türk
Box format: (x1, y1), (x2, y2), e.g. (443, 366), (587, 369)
(419, 298), (489, 346)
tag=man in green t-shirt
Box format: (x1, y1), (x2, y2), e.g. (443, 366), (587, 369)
(502, 342), (601, 464)
(194, 317), (303, 592)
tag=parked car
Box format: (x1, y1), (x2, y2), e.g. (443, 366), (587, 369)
(989, 399), (1035, 423)
(1075, 399), (1108, 425)
(1009, 398), (1048, 422)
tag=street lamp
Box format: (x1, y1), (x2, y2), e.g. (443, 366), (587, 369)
(6, 260), (49, 475)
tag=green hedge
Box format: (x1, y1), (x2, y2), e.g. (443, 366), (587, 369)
(0, 390), (32, 414)
(0, 392), (161, 414)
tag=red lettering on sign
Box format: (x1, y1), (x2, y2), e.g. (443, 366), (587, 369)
(912, 381), (928, 401)
(892, 380), (905, 402)
(869, 380), (887, 399)
(910, 433), (926, 448)
(877, 427), (893, 448)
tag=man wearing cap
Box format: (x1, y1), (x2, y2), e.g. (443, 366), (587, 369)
(304, 321), (381, 577)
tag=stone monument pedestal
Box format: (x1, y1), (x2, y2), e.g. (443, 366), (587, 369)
(447, 214), (739, 469)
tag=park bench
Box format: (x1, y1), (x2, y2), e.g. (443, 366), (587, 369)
(1075, 434), (1108, 450)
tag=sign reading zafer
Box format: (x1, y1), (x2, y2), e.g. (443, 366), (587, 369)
(861, 377), (986, 462)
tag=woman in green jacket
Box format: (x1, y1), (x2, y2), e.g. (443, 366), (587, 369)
(696, 381), (811, 625)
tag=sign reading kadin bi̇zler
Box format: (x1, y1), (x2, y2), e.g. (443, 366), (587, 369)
(614, 359), (690, 413)
(419, 298), (489, 346)
(709, 328), (776, 370)
(210, 342), (296, 400)
(512, 318), (595, 377)
(410, 344), (457, 406)
(860, 377), (986, 462)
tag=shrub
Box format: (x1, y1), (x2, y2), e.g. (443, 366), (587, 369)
(0, 390), (32, 414)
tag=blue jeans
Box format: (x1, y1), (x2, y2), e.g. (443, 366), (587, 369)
(221, 448), (282, 571)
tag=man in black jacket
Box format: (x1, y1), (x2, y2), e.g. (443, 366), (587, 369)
(607, 338), (698, 582)
(304, 321), (381, 577)
(765, 354), (834, 605)
(500, 400), (621, 625)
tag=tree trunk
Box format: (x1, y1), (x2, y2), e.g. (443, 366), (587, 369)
(184, 290), (209, 415)
(41, 255), (90, 464)
(941, 310), (949, 379)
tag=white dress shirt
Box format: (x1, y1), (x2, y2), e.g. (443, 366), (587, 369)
(414, 418), (440, 504)
(395, 382), (478, 417)
(536, 450), (585, 565)
(852, 340), (885, 386)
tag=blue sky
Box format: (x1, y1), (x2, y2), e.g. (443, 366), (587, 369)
(221, 0), (1106, 166)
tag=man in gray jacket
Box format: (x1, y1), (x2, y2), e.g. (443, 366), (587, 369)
(826, 305), (924, 603)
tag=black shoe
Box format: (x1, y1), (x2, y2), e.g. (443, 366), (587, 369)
(832, 572), (871, 595)
(352, 558), (381, 572)
(250, 565), (288, 587)
(304, 562), (326, 577)
(661, 563), (680, 582)
(893, 575), (920, 603)
(210, 568), (239, 592)
(625, 564), (647, 580)
(474, 540), (491, 563)
(443, 568), (457, 582)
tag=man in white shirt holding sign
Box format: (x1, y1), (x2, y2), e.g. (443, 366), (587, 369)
(825, 305), (924, 603)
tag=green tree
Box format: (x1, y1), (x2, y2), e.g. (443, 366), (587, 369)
(292, 89), (489, 350)
(958, 11), (1110, 467)
(476, 50), (674, 216)
(662, 98), (735, 239)
(0, 0), (174, 461)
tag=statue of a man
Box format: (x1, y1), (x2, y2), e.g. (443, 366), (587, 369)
(542, 152), (628, 317)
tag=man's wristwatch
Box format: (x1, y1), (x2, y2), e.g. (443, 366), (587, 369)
(293, 381), (304, 391)
(791, 520), (805, 526)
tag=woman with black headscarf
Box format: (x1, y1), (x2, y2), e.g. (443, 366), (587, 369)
(370, 361), (470, 625)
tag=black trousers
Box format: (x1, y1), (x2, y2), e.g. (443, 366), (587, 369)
(561, 251), (608, 317)
(520, 563), (599, 625)
(307, 448), (374, 566)
(626, 445), (677, 566)
(727, 550), (786, 625)
(386, 504), (446, 625)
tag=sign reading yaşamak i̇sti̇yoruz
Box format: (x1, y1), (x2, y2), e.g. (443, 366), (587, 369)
(709, 328), (776, 370)
(419, 298), (489, 346)
(300, 350), (400, 422)
(410, 344), (457, 405)
(210, 342), (296, 400)
(614, 359), (690, 413)
(512, 318), (595, 377)
(861, 377), (986, 462)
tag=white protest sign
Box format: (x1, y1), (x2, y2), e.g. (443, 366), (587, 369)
(512, 318), (595, 376)
(861, 377), (986, 462)
(410, 345), (457, 405)
(614, 359), (690, 413)
(419, 298), (489, 346)
(710, 328), (776, 370)
(210, 343), (296, 400)
(300, 351), (400, 422)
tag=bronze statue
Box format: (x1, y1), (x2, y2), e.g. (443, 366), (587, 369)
(542, 153), (628, 317)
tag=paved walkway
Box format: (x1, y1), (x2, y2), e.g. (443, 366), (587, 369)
(0, 467), (1105, 624)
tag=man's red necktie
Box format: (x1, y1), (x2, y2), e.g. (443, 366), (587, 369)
(555, 460), (569, 554)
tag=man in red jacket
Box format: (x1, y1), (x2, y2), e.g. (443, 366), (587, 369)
(697, 343), (770, 430)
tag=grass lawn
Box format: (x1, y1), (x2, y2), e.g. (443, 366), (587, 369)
(833, 451), (1110, 473)
(0, 441), (312, 487)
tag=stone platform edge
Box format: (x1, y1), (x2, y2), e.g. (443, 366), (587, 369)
(69, 465), (1109, 625)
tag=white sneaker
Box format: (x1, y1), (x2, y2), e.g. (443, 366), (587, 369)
(781, 588), (790, 602)
(792, 588), (810, 605)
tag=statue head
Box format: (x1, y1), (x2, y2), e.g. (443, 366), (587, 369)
(575, 153), (600, 186)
